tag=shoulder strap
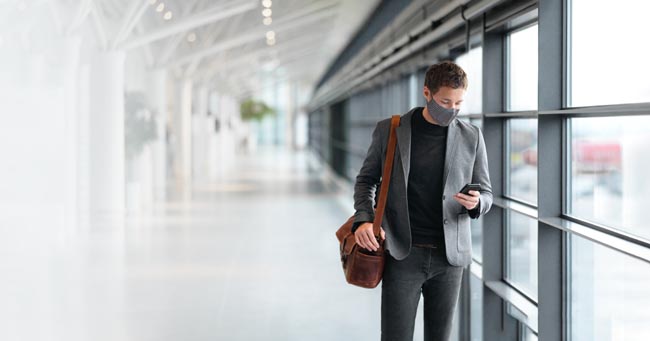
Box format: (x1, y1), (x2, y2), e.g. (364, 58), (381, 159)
(372, 115), (401, 237)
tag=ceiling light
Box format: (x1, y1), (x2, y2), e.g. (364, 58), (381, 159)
(164, 11), (172, 20)
(187, 32), (197, 42)
(262, 8), (272, 17)
(262, 0), (272, 8)
(156, 3), (165, 12)
(265, 31), (275, 40)
(266, 37), (276, 46)
(263, 17), (272, 25)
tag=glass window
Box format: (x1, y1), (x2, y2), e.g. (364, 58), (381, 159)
(508, 303), (538, 337)
(507, 119), (538, 205)
(470, 275), (483, 341)
(507, 24), (538, 111)
(568, 116), (650, 242)
(569, 235), (650, 340)
(468, 118), (484, 263)
(471, 217), (483, 263)
(409, 72), (419, 108)
(522, 326), (538, 341)
(569, 0), (650, 106)
(456, 47), (483, 115)
(505, 210), (538, 300)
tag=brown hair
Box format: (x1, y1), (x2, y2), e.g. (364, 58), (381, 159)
(424, 61), (468, 94)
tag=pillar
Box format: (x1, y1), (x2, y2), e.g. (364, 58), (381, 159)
(88, 51), (126, 223)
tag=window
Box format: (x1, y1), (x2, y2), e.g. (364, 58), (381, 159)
(569, 0), (650, 106)
(522, 326), (538, 341)
(505, 210), (538, 300)
(471, 217), (484, 263)
(569, 235), (650, 340)
(507, 24), (538, 111)
(507, 119), (538, 205)
(568, 116), (650, 242)
(456, 47), (483, 115)
(508, 303), (538, 338)
(469, 118), (484, 263)
(470, 275), (484, 341)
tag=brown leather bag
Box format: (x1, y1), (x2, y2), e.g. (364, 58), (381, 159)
(335, 115), (400, 288)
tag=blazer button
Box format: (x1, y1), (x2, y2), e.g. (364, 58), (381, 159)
(444, 219), (448, 224)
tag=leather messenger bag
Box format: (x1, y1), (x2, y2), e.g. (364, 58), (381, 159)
(335, 115), (400, 288)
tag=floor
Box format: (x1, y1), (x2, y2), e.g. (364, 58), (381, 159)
(0, 147), (392, 340)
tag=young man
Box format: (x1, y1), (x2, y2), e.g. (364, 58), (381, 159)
(351, 61), (493, 340)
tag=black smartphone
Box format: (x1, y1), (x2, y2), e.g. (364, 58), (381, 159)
(459, 183), (481, 195)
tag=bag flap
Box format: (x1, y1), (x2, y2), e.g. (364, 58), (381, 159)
(335, 216), (355, 243)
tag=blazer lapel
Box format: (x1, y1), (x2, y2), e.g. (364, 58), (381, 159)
(395, 110), (415, 189)
(443, 119), (459, 187)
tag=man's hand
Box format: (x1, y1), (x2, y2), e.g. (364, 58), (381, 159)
(454, 190), (480, 210)
(354, 222), (386, 252)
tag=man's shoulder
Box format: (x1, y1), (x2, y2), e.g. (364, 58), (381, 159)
(376, 107), (420, 129)
(454, 119), (481, 136)
(376, 117), (392, 128)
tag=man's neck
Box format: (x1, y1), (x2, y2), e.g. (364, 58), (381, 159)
(422, 106), (442, 126)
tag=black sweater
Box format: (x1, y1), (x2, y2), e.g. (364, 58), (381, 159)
(408, 108), (447, 245)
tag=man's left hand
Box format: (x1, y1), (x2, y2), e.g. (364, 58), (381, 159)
(454, 190), (480, 210)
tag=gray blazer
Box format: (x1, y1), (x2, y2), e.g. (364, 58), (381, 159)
(353, 108), (493, 266)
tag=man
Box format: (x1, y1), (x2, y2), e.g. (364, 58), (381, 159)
(352, 61), (493, 340)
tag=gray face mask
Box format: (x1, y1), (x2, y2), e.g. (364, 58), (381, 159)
(426, 97), (459, 126)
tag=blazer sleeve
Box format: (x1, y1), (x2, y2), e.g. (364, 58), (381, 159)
(352, 122), (384, 231)
(469, 127), (493, 219)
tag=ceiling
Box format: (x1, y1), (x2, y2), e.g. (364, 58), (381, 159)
(0, 0), (381, 99)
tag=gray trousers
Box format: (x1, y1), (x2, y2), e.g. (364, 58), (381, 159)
(381, 245), (464, 341)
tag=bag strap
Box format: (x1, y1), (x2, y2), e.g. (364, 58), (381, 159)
(372, 115), (401, 238)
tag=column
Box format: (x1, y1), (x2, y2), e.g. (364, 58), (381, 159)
(88, 51), (126, 224)
(179, 79), (193, 184)
(148, 69), (167, 200)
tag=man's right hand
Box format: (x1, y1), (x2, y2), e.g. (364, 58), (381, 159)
(354, 222), (386, 252)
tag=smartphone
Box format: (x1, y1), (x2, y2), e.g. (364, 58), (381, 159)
(459, 183), (481, 195)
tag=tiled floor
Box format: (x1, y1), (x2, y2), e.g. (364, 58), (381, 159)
(0, 147), (385, 340)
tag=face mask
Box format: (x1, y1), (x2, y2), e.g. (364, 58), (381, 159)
(426, 96), (459, 126)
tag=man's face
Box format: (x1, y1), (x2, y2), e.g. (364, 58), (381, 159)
(423, 86), (466, 110)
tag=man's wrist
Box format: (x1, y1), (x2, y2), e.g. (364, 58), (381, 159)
(352, 221), (371, 233)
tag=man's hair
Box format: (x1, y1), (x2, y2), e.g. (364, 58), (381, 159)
(424, 61), (468, 94)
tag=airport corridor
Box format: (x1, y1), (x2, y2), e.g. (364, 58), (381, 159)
(1, 147), (387, 341)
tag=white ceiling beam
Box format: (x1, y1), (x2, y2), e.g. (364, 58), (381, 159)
(89, 0), (108, 50)
(213, 52), (320, 99)
(192, 7), (248, 65)
(65, 0), (92, 34)
(155, 1), (204, 65)
(111, 1), (150, 49)
(164, 7), (337, 68)
(131, 23), (155, 68)
(180, 8), (242, 78)
(119, 0), (257, 50)
(199, 49), (315, 85)
(167, 0), (338, 69)
(44, 0), (64, 35)
(158, 33), (187, 66)
(195, 34), (326, 83)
